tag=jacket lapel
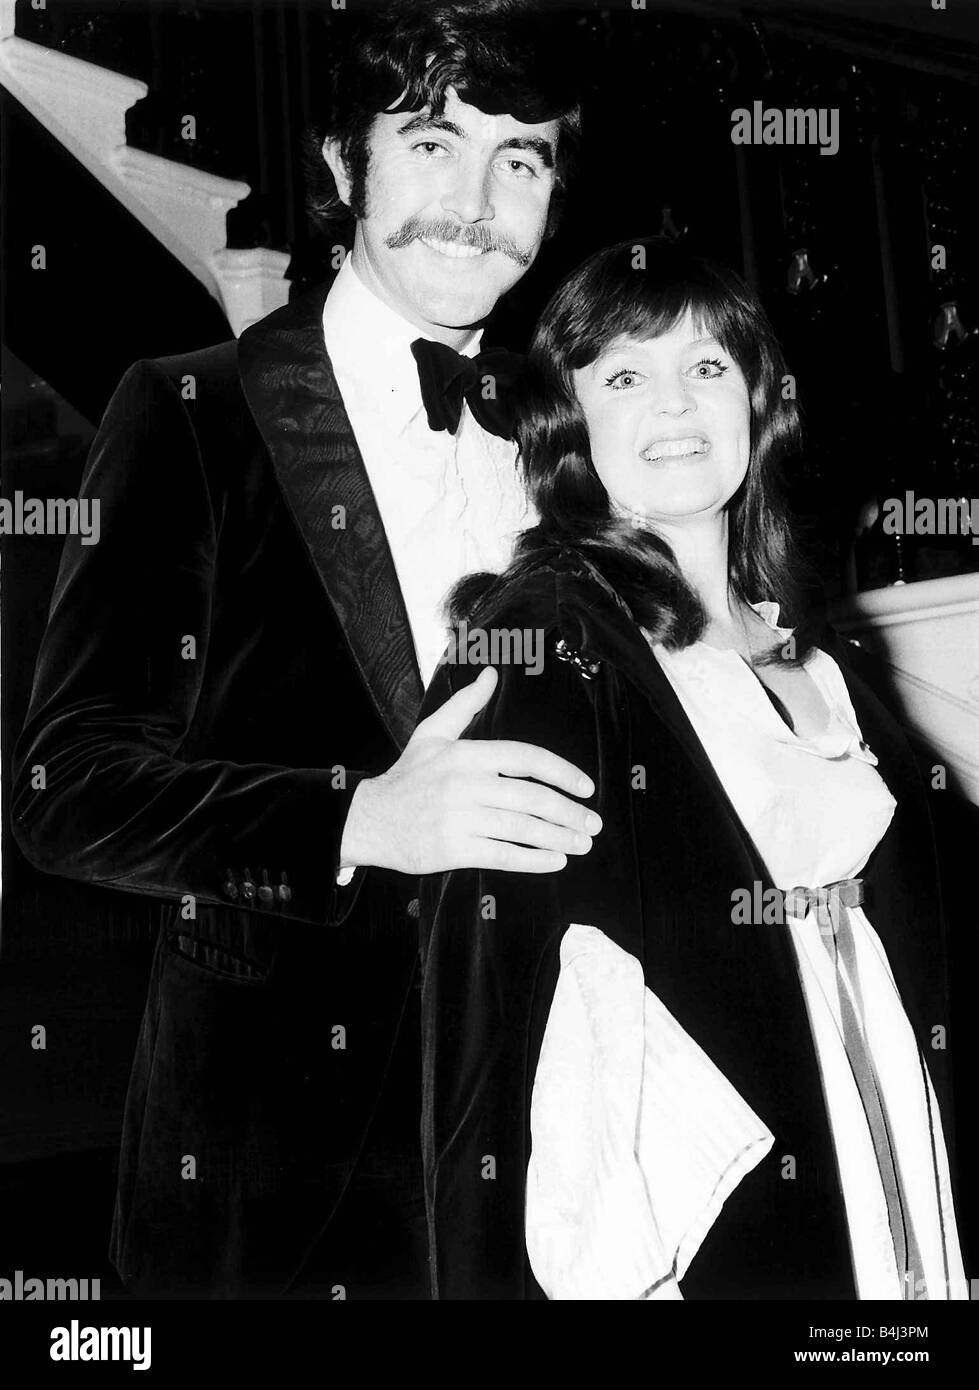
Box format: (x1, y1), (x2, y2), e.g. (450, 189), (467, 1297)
(562, 562), (760, 857)
(237, 283), (424, 751)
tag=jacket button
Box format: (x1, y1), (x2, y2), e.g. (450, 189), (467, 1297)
(406, 898), (420, 919)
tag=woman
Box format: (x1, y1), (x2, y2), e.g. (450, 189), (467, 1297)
(418, 239), (968, 1301)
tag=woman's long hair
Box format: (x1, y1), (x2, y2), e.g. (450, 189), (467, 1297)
(450, 237), (821, 664)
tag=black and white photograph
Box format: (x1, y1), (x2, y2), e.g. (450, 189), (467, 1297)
(1, 0), (978, 1365)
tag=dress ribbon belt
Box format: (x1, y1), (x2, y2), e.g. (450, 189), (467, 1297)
(781, 877), (926, 1299)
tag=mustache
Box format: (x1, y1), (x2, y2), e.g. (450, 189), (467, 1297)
(384, 218), (534, 267)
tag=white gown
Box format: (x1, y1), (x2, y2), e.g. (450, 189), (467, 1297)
(524, 604), (968, 1301)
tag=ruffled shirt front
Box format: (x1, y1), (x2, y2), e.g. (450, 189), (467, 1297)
(322, 255), (534, 689)
(525, 604), (968, 1300)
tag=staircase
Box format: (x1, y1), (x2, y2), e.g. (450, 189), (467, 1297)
(0, 0), (290, 340)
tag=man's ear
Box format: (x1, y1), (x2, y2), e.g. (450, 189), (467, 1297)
(321, 137), (353, 206)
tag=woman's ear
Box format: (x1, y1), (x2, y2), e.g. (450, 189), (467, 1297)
(321, 137), (353, 206)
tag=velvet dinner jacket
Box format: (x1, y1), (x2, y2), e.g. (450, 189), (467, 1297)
(418, 553), (960, 1301)
(11, 283), (430, 1297)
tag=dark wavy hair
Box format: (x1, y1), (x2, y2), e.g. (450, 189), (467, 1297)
(450, 237), (821, 664)
(302, 0), (585, 241)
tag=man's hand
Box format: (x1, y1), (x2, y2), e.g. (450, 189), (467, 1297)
(339, 666), (602, 875)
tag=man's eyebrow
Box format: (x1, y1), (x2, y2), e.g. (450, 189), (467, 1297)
(397, 113), (465, 138)
(496, 136), (554, 168)
(395, 116), (555, 168)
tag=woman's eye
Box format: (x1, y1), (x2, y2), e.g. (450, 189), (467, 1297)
(688, 357), (729, 380)
(605, 369), (643, 390)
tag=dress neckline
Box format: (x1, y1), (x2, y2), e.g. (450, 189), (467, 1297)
(652, 602), (874, 762)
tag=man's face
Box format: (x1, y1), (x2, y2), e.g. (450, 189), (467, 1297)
(325, 87), (559, 342)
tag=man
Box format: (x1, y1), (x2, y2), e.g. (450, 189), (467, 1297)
(11, 1), (596, 1299)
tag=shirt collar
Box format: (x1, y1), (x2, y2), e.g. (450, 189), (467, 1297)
(321, 254), (483, 436)
(750, 600), (794, 636)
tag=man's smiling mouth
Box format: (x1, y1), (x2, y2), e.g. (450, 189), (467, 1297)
(418, 237), (488, 259)
(639, 435), (710, 462)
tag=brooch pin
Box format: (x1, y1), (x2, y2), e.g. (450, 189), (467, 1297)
(553, 637), (602, 681)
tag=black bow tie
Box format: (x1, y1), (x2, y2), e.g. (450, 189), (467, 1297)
(410, 337), (524, 440)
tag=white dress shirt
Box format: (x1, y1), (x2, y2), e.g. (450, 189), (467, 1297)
(322, 254), (536, 690)
(526, 604), (968, 1300)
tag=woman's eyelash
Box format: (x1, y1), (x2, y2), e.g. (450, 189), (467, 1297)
(603, 358), (730, 387)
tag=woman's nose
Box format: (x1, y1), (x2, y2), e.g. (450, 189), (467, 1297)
(441, 158), (495, 224)
(647, 374), (695, 415)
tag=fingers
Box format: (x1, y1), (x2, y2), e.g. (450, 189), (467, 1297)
(461, 840), (569, 874)
(468, 739), (595, 799)
(476, 772), (602, 837)
(476, 807), (593, 857)
(413, 666), (498, 742)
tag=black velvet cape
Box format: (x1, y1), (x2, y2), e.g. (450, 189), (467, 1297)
(418, 554), (958, 1300)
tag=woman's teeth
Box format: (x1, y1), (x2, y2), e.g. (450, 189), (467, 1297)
(640, 436), (709, 462)
(420, 238), (486, 259)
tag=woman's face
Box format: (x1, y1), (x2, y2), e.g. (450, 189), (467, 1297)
(571, 309), (752, 527)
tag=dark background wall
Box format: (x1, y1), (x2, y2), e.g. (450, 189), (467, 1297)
(1, 0), (977, 1294)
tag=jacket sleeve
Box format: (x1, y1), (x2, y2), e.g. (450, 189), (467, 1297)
(11, 359), (368, 928)
(419, 596), (647, 1299)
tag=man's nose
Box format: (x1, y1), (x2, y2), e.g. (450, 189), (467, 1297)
(440, 157), (494, 224)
